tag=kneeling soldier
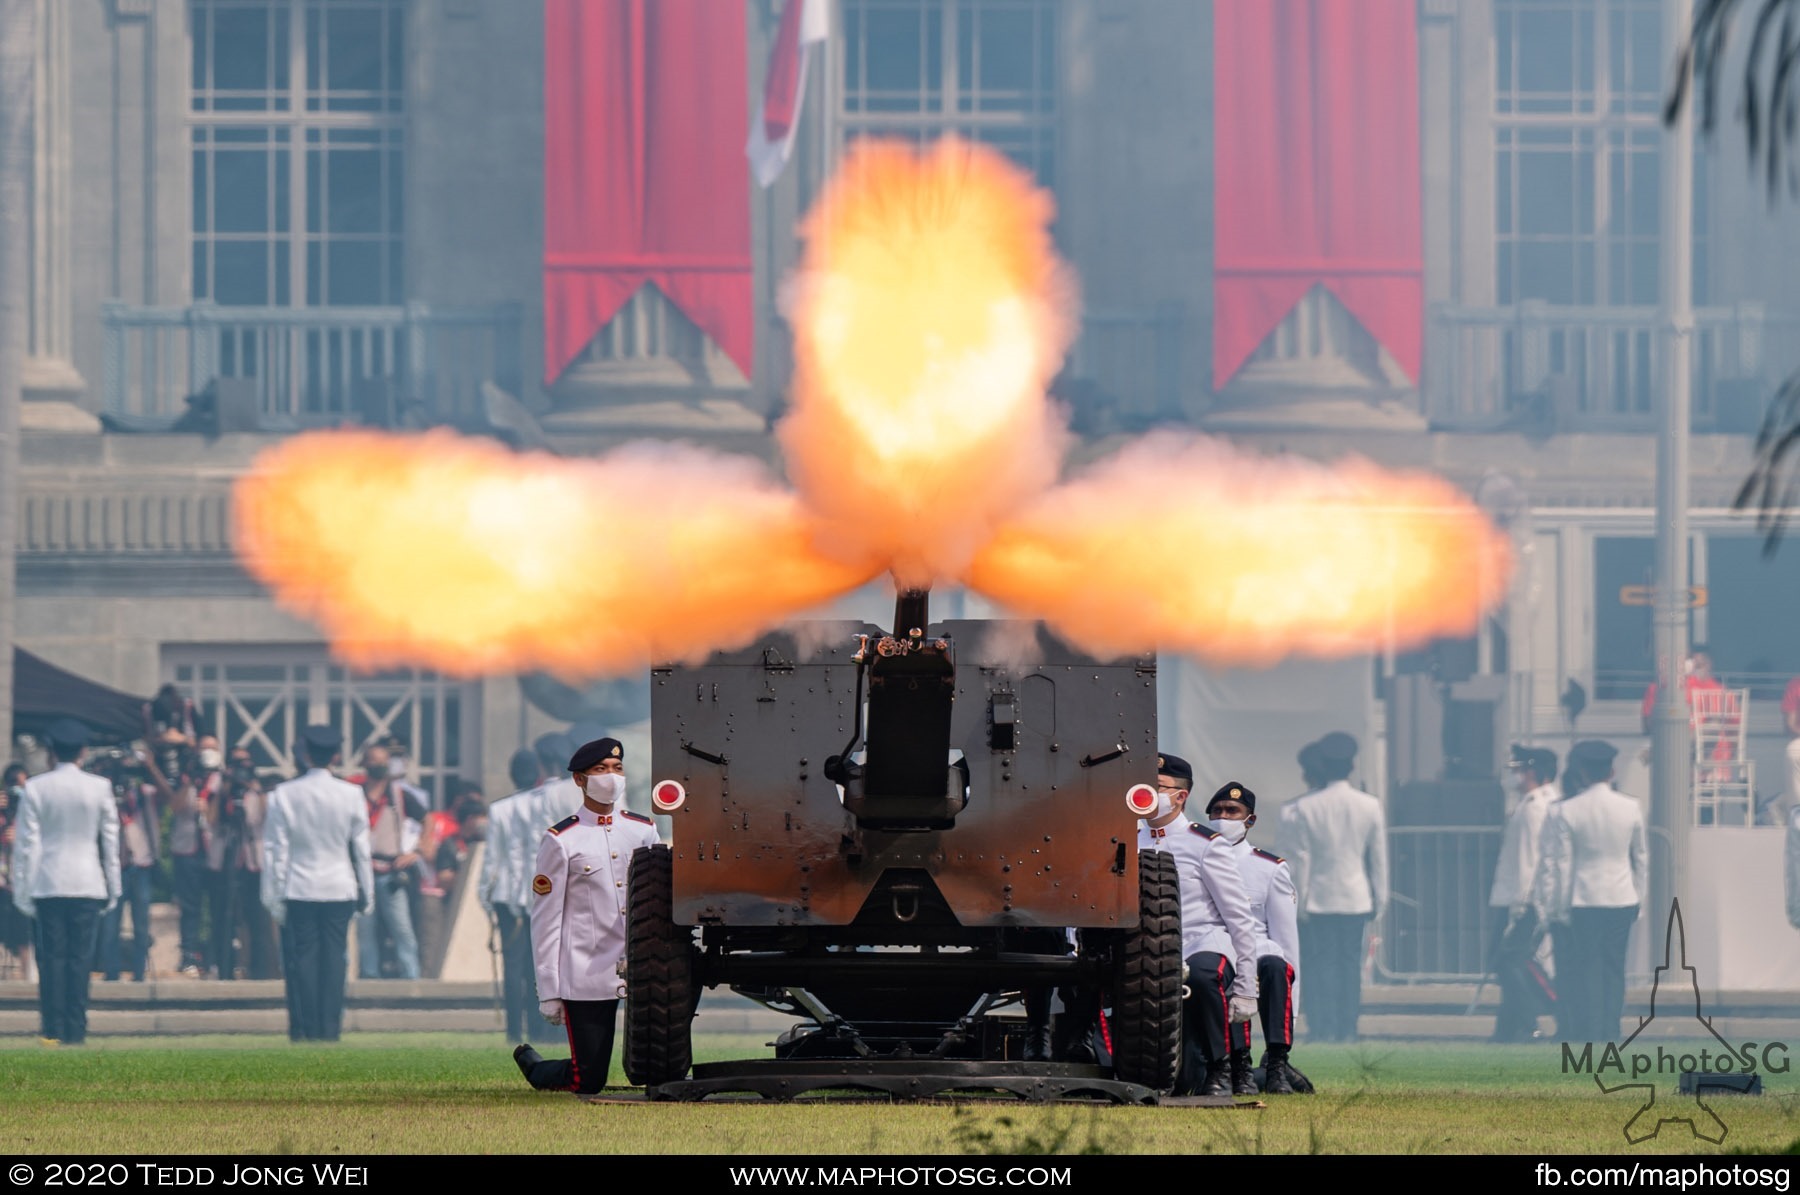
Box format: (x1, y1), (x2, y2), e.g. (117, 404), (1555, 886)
(1204, 782), (1306, 1094)
(513, 737), (659, 1094)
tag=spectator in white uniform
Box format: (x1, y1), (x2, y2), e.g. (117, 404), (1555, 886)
(262, 725), (374, 1042)
(11, 719), (119, 1045)
(1489, 744), (1559, 1043)
(1136, 752), (1258, 1099)
(1203, 782), (1306, 1095)
(524, 732), (583, 845)
(479, 748), (548, 1043)
(1532, 739), (1645, 1044)
(513, 737), (660, 1094)
(1286, 732), (1387, 1043)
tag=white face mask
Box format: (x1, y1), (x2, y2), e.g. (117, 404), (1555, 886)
(197, 748), (224, 771)
(585, 772), (626, 804)
(1208, 817), (1248, 844)
(387, 758), (408, 779)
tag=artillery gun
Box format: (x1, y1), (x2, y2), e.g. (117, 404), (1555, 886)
(622, 588), (1183, 1102)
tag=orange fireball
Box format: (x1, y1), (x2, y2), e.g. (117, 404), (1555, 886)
(232, 138), (1513, 680)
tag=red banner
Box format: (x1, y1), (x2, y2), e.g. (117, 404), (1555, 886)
(1212, 0), (1422, 390)
(543, 0), (753, 385)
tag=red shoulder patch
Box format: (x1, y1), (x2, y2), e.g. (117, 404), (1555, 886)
(621, 810), (654, 825)
(547, 814), (579, 836)
(531, 874), (553, 896)
(1188, 822), (1219, 840)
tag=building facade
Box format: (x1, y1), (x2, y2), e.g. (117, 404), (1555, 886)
(13, 0), (1800, 888)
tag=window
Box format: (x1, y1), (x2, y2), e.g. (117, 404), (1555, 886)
(1698, 537), (1800, 700)
(190, 0), (405, 307)
(1592, 535), (1657, 700)
(166, 647), (480, 807)
(837, 0), (1058, 189)
(1492, 0), (1675, 309)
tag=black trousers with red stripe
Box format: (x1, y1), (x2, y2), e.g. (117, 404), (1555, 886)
(522, 999), (617, 1094)
(1247, 954), (1296, 1051)
(1178, 951), (1236, 1093)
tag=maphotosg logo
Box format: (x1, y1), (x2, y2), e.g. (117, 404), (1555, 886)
(1559, 901), (1790, 1144)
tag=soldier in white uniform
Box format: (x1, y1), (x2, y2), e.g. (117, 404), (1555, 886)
(1532, 740), (1645, 1044)
(479, 748), (546, 1043)
(11, 719), (120, 1045)
(1489, 745), (1559, 1042)
(1203, 782), (1305, 1095)
(1286, 732), (1387, 1043)
(523, 732), (582, 849)
(513, 737), (659, 1094)
(1136, 752), (1258, 1098)
(262, 725), (375, 1042)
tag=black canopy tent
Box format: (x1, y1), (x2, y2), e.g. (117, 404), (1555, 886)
(11, 647), (149, 744)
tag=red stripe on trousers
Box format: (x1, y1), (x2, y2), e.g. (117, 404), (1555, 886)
(1216, 957), (1229, 1055)
(1284, 963), (1295, 1044)
(564, 1010), (580, 1092)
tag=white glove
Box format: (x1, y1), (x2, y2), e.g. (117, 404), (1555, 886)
(267, 902), (286, 928)
(1230, 996), (1258, 1024)
(13, 898), (32, 920)
(539, 999), (566, 1026)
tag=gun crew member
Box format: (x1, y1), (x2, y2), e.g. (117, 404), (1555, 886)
(1137, 753), (1259, 1098)
(261, 725), (375, 1042)
(513, 737), (659, 1095)
(12, 719), (120, 1046)
(1204, 782), (1306, 1095)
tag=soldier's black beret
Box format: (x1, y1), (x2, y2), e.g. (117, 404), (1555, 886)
(1316, 731), (1359, 762)
(1206, 782), (1256, 815)
(568, 737), (624, 772)
(1507, 743), (1533, 768)
(534, 732), (576, 773)
(1155, 752), (1193, 786)
(45, 718), (90, 752)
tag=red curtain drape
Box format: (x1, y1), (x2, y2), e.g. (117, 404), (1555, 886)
(543, 0), (753, 385)
(1212, 0), (1422, 390)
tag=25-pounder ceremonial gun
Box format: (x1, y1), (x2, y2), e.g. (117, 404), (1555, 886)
(622, 588), (1184, 1102)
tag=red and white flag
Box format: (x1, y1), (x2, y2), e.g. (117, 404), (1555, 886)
(747, 0), (829, 188)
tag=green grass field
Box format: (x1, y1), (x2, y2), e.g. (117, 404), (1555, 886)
(1, 1033), (1796, 1155)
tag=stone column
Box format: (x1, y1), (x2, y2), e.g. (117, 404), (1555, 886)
(23, 0), (80, 402)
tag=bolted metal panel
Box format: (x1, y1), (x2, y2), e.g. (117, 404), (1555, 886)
(652, 619), (1156, 930)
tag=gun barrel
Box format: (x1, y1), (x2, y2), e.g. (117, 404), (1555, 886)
(893, 587), (930, 640)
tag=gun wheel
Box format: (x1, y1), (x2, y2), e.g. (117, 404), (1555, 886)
(1108, 847), (1182, 1092)
(623, 844), (696, 1086)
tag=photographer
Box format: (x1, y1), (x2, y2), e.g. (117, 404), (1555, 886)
(94, 748), (166, 982)
(0, 763), (32, 977)
(149, 690), (209, 977)
(207, 743), (276, 980)
(356, 743), (432, 980)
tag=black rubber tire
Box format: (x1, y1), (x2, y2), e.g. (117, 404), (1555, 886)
(622, 844), (695, 1086)
(1109, 847), (1183, 1092)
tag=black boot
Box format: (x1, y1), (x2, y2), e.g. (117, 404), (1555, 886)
(1200, 1059), (1232, 1097)
(1262, 1044), (1297, 1094)
(513, 1043), (542, 1081)
(1023, 989), (1052, 1062)
(1230, 1047), (1257, 1095)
